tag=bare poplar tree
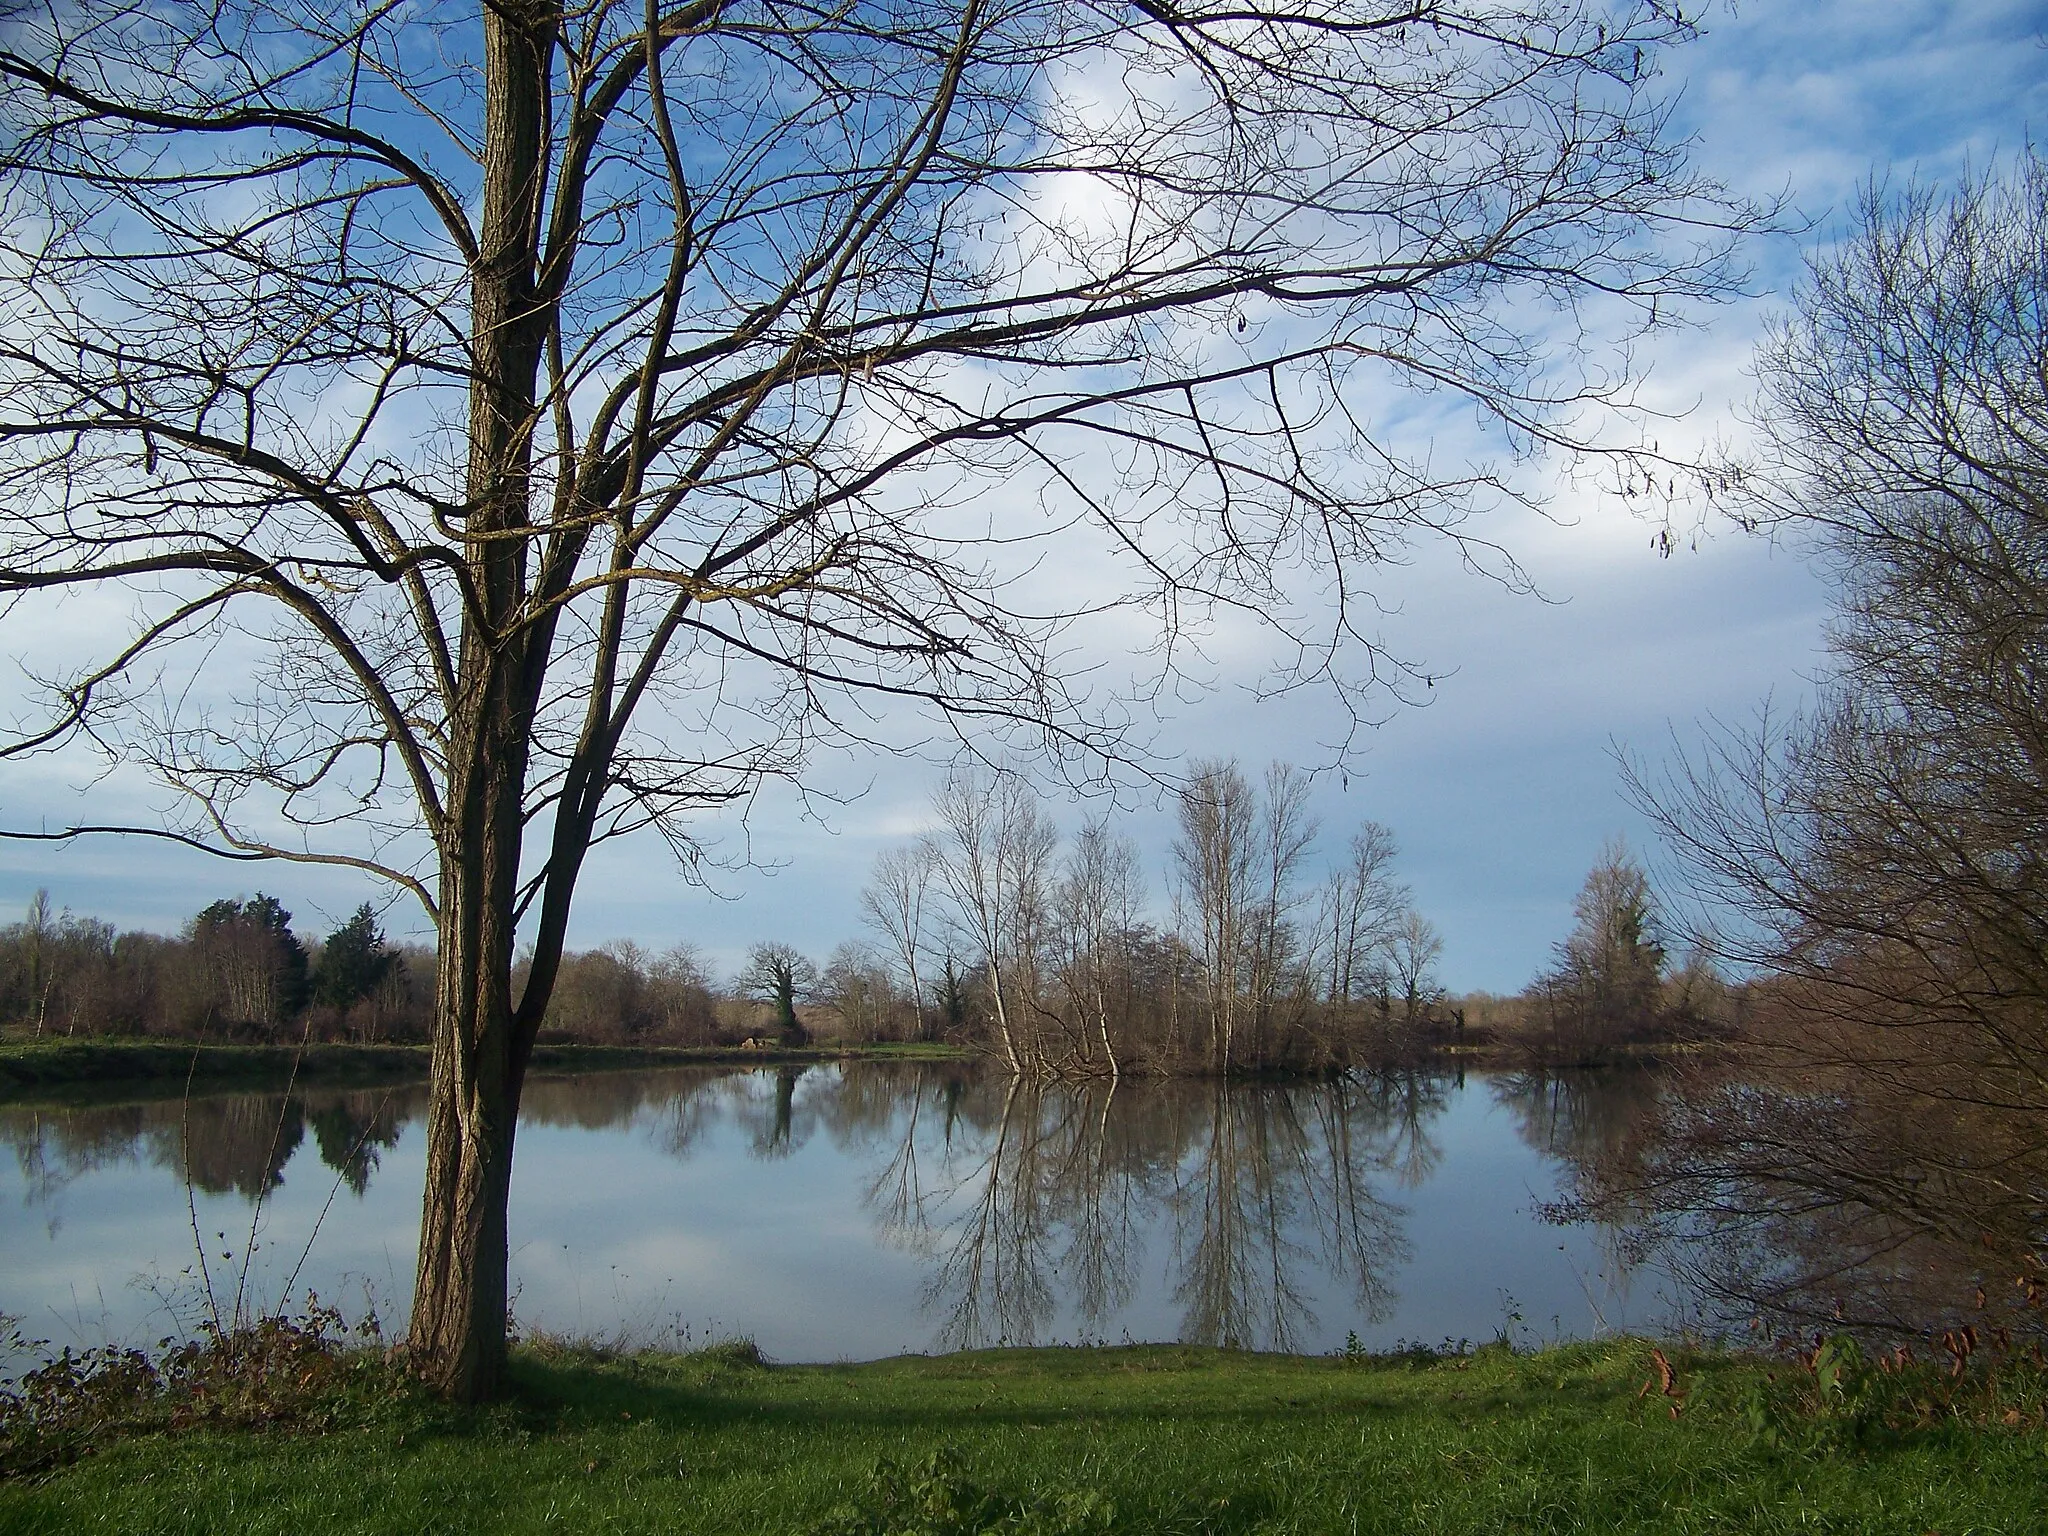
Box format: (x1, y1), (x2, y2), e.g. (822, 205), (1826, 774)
(0, 0), (1756, 1396)
(1055, 817), (1145, 1076)
(925, 767), (1057, 1071)
(861, 844), (935, 1040)
(1174, 758), (1258, 1069)
(1245, 761), (1318, 1059)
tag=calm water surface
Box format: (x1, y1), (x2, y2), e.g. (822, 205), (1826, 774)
(2, 1063), (1670, 1360)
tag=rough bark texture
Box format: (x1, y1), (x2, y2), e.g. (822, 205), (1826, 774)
(405, 1), (556, 1404)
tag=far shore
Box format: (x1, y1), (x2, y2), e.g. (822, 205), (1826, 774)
(0, 1037), (972, 1098)
(0, 1033), (1705, 1101)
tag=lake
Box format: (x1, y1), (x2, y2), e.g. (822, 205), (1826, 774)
(1, 1062), (1675, 1361)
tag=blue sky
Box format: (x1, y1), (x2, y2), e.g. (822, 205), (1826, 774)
(3, 0), (2045, 993)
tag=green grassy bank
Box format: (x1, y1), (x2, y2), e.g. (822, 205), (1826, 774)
(3, 1340), (2042, 1534)
(0, 1038), (971, 1097)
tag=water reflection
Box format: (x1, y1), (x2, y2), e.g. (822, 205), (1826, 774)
(1490, 1069), (1664, 1174)
(2, 1064), (1655, 1356)
(3, 1085), (426, 1211)
(306, 1096), (407, 1197)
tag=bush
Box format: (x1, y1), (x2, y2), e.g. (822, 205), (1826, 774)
(0, 1301), (407, 1478)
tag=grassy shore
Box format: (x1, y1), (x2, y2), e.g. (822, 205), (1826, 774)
(2, 1339), (2041, 1534)
(0, 1037), (972, 1096)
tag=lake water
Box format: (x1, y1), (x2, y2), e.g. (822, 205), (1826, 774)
(1, 1062), (1675, 1361)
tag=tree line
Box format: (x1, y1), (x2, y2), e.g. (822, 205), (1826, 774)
(0, 773), (1715, 1070)
(840, 762), (1718, 1074)
(0, 892), (423, 1043)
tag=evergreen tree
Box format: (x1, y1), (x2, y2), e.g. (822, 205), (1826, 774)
(313, 904), (400, 1011)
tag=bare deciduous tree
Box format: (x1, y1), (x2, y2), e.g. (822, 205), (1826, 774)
(1174, 758), (1260, 1069)
(861, 844), (935, 1040)
(1386, 909), (1444, 1030)
(925, 766), (1058, 1070)
(1054, 817), (1146, 1077)
(736, 941), (818, 1045)
(1173, 758), (1320, 1066)
(1317, 823), (1405, 1008)
(0, 0), (1755, 1397)
(1609, 156), (2048, 1323)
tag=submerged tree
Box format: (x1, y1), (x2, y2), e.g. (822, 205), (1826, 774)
(0, 0), (1755, 1397)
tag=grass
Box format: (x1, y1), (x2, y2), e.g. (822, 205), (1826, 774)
(0, 1037), (975, 1096)
(0, 1039), (431, 1095)
(2, 1337), (2042, 1534)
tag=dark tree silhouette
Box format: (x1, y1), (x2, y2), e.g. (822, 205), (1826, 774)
(313, 904), (401, 1012)
(738, 942), (818, 1046)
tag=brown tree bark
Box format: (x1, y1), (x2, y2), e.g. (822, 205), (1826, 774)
(404, 0), (557, 1403)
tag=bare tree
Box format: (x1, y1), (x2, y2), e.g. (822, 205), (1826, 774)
(1054, 817), (1146, 1076)
(0, 0), (1755, 1396)
(1613, 156), (2048, 1321)
(924, 766), (1057, 1070)
(1246, 761), (1318, 1060)
(646, 941), (716, 1042)
(736, 942), (818, 1045)
(18, 889), (52, 1036)
(1174, 758), (1260, 1070)
(861, 844), (935, 1040)
(1173, 759), (1320, 1067)
(821, 939), (896, 1042)
(1318, 824), (1407, 1008)
(1385, 909), (1443, 1031)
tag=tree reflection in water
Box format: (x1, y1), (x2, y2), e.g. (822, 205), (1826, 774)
(306, 1094), (408, 1197)
(1488, 1069), (1663, 1334)
(865, 1069), (1438, 1352)
(2, 1086), (426, 1208)
(1, 1101), (153, 1229)
(1490, 1068), (1663, 1172)
(6, 1064), (1686, 1353)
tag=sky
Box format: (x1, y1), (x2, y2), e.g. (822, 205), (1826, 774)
(3, 0), (2045, 994)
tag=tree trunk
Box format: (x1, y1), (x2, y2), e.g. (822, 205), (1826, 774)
(406, 856), (525, 1400)
(403, 0), (556, 1403)
(408, 1076), (514, 1400)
